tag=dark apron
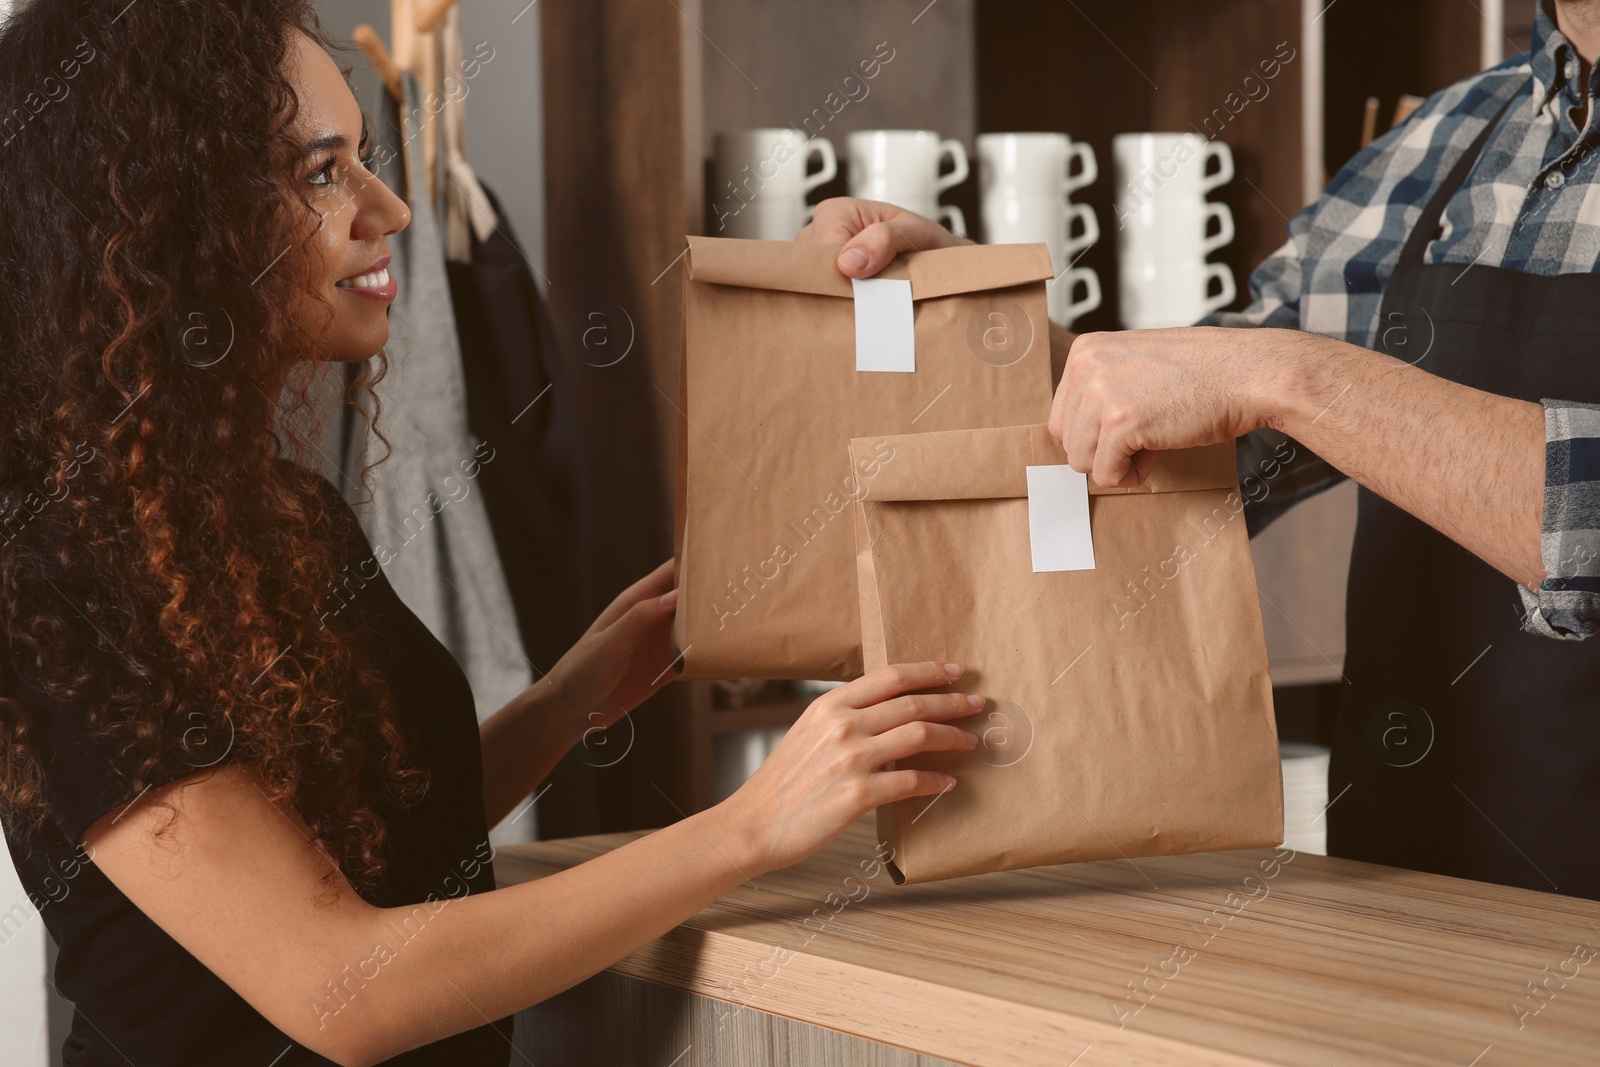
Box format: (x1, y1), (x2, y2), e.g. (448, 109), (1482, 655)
(1332, 87), (1600, 900)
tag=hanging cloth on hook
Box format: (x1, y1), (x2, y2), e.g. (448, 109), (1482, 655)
(437, 2), (498, 261)
(447, 179), (582, 678)
(347, 69), (532, 723)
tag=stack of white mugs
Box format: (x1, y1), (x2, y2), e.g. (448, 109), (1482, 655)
(977, 132), (1102, 328)
(709, 128), (838, 241)
(709, 127), (970, 242)
(706, 126), (1238, 333)
(1114, 133), (1238, 329)
(847, 129), (969, 236)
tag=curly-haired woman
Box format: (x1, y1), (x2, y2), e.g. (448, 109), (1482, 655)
(0, 2), (984, 1063)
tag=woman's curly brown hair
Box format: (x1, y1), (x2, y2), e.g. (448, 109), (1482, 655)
(0, 0), (427, 895)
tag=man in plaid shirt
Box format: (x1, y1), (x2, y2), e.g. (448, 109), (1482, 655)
(1198, 0), (1600, 642)
(1038, 0), (1600, 644)
(808, 0), (1600, 897)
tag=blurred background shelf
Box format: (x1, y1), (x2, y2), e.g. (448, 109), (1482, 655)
(706, 698), (810, 736)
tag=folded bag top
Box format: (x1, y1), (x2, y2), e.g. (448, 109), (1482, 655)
(857, 423), (1239, 501)
(848, 424), (1281, 885)
(672, 237), (1056, 681)
(684, 236), (1059, 301)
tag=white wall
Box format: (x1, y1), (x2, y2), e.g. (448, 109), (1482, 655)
(1, 10), (54, 1067)
(0, 845), (49, 1067)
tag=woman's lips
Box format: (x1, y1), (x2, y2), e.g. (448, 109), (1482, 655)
(335, 260), (397, 303)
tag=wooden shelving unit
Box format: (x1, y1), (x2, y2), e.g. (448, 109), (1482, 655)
(685, 686), (812, 809)
(543, 0), (1523, 819)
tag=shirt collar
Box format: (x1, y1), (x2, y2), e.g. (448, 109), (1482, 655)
(1532, 0), (1594, 114)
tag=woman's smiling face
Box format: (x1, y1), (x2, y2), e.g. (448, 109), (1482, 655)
(283, 30), (410, 362)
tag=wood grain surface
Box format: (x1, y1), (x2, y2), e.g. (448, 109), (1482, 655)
(498, 819), (1600, 1066)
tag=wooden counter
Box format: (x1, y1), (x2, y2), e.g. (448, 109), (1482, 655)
(496, 820), (1600, 1066)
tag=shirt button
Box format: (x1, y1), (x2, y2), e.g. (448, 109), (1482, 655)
(1548, 170), (1567, 189)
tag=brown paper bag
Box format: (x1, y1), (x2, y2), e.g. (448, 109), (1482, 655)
(673, 237), (1055, 680)
(850, 424), (1282, 884)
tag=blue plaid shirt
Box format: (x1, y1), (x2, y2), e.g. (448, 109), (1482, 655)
(1207, 0), (1600, 639)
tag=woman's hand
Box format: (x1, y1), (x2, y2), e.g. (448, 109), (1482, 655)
(798, 197), (971, 278)
(544, 559), (679, 731)
(713, 661), (983, 875)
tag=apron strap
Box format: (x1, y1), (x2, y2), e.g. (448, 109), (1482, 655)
(1396, 88), (1524, 268)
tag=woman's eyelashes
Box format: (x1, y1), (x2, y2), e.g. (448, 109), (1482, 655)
(308, 149), (377, 189)
(308, 156), (339, 187)
(308, 123), (375, 188)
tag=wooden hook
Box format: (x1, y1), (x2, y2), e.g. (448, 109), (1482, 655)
(1392, 95), (1425, 129)
(353, 24), (404, 102)
(1359, 97), (1379, 150)
(415, 0), (459, 34)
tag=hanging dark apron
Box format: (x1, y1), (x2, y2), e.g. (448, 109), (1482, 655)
(1332, 85), (1600, 900)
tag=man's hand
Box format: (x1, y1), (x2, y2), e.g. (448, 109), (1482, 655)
(799, 197), (1081, 385)
(798, 197), (970, 278)
(1048, 324), (1547, 591)
(1048, 327), (1318, 488)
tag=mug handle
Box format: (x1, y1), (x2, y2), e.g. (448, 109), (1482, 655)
(1061, 202), (1099, 261)
(801, 138), (837, 197)
(1201, 141), (1234, 195)
(1059, 266), (1102, 325)
(938, 204), (968, 238)
(1201, 202), (1235, 256)
(1063, 141), (1098, 198)
(1202, 262), (1237, 315)
(935, 138), (969, 194)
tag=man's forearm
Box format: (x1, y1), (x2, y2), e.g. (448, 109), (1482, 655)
(1263, 335), (1546, 589)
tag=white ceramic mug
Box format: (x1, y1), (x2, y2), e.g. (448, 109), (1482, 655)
(1049, 265), (1102, 328)
(1118, 256), (1236, 329)
(711, 128), (837, 239)
(983, 192), (1100, 267)
(884, 197), (968, 238)
(848, 129), (969, 235)
(977, 132), (1096, 200)
(1112, 133), (1233, 205)
(1116, 197), (1235, 262)
(979, 132), (1098, 263)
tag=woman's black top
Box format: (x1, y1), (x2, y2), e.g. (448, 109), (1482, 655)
(2, 474), (515, 1065)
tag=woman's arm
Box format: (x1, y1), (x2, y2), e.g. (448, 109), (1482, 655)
(476, 680), (581, 830)
(478, 560), (679, 829)
(86, 660), (981, 1066)
(85, 759), (750, 1065)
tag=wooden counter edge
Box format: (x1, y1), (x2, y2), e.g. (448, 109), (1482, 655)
(493, 836), (1278, 1067)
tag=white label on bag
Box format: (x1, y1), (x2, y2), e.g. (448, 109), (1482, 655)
(852, 277), (915, 373)
(1026, 465), (1096, 572)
